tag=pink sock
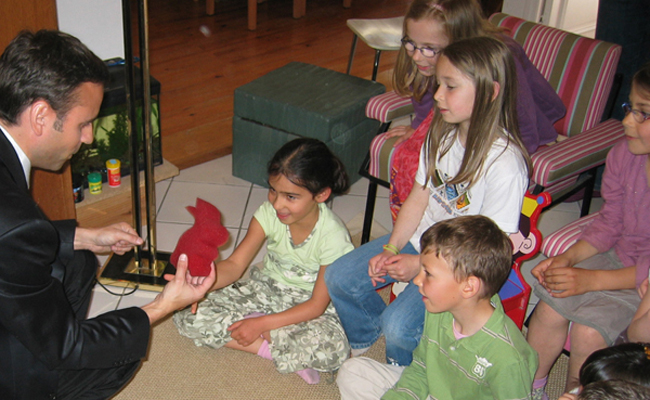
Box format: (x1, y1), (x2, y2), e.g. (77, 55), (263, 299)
(532, 376), (549, 400)
(257, 340), (272, 360)
(533, 376), (548, 389)
(295, 368), (320, 384)
(257, 340), (320, 384)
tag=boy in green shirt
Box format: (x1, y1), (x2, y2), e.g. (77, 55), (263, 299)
(337, 215), (538, 399)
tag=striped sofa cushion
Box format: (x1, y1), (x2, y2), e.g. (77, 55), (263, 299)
(365, 91), (413, 180)
(531, 119), (624, 187)
(365, 91), (414, 123)
(368, 132), (400, 180)
(541, 212), (600, 257)
(489, 13), (621, 138)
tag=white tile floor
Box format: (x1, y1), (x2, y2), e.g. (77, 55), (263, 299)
(88, 154), (604, 321)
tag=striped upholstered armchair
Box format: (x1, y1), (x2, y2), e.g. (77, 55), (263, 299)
(358, 13), (623, 244)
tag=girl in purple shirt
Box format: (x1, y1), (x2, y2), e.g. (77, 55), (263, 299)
(528, 63), (650, 399)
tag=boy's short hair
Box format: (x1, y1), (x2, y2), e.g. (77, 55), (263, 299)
(578, 380), (650, 400)
(420, 215), (512, 299)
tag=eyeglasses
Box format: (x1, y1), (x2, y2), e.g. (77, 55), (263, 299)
(401, 38), (442, 58)
(622, 102), (650, 124)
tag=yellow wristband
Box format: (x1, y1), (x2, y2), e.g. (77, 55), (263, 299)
(382, 244), (400, 255)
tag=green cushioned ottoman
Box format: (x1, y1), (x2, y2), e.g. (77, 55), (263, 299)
(232, 62), (385, 186)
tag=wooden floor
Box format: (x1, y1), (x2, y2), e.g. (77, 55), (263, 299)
(147, 0), (411, 170)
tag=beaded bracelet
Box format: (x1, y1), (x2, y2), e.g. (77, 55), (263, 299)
(382, 243), (400, 255)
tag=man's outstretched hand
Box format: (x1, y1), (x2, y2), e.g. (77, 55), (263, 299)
(142, 254), (216, 324)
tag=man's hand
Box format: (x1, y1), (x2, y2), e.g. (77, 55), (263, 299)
(142, 254), (216, 324)
(74, 223), (144, 254)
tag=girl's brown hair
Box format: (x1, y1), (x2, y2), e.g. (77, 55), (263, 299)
(267, 138), (349, 199)
(424, 36), (531, 188)
(633, 62), (650, 99)
(393, 0), (500, 101)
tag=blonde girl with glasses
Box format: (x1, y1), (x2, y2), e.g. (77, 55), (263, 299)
(383, 0), (565, 221)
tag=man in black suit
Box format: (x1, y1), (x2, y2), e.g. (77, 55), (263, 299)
(0, 30), (216, 399)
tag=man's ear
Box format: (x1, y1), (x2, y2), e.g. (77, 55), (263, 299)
(315, 187), (332, 203)
(462, 275), (482, 299)
(492, 81), (501, 101)
(28, 100), (53, 137)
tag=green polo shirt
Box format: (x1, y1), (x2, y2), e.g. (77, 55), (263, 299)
(383, 295), (538, 400)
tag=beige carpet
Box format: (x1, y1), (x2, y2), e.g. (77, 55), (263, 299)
(111, 214), (569, 399)
(546, 353), (570, 400)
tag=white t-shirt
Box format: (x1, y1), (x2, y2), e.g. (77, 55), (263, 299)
(409, 131), (528, 251)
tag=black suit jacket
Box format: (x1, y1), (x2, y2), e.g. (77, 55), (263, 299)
(0, 132), (150, 399)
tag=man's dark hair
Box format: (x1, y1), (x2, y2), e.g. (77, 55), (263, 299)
(0, 30), (109, 125)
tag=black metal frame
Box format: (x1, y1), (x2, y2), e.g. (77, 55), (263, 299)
(358, 122), (391, 244)
(346, 34), (383, 82)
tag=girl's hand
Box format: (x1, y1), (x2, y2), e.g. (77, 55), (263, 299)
(531, 254), (573, 290)
(542, 267), (596, 298)
(639, 278), (649, 298)
(188, 265), (213, 313)
(228, 316), (268, 348)
(190, 275), (207, 285)
(384, 126), (415, 147)
(557, 393), (577, 400)
(382, 254), (420, 282)
(368, 251), (393, 286)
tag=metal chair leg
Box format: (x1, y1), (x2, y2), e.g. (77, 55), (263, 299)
(358, 121), (392, 245)
(361, 181), (378, 244)
(346, 35), (358, 75)
(371, 49), (382, 81)
(580, 169), (597, 217)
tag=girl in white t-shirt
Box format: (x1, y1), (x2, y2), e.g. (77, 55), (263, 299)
(326, 36), (531, 367)
(174, 139), (354, 384)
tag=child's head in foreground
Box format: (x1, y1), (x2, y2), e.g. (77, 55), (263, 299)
(267, 138), (350, 201)
(579, 342), (650, 389)
(415, 215), (511, 313)
(577, 379), (650, 400)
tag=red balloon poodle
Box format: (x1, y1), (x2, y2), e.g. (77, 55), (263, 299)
(170, 198), (229, 276)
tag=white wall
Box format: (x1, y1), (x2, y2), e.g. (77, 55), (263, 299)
(547, 0), (598, 37)
(502, 0), (544, 22)
(56, 0), (124, 60)
(503, 0), (598, 38)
